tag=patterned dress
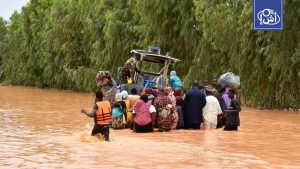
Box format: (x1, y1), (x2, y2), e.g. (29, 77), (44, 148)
(154, 87), (178, 131)
(112, 116), (124, 129)
(95, 71), (116, 107)
(101, 86), (116, 107)
(111, 101), (126, 129)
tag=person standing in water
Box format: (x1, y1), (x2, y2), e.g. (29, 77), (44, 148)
(81, 91), (112, 141)
(182, 80), (206, 129)
(224, 89), (241, 131)
(202, 90), (222, 129)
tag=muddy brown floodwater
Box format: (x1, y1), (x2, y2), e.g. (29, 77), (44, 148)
(0, 86), (300, 169)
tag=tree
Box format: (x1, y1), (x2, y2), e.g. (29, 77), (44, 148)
(0, 0), (299, 107)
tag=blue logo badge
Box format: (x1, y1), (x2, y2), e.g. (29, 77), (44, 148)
(253, 0), (283, 31)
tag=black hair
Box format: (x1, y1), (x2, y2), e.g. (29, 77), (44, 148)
(206, 90), (213, 96)
(228, 89), (236, 94)
(218, 87), (226, 93)
(204, 80), (209, 85)
(113, 101), (120, 108)
(192, 80), (199, 88)
(193, 80), (199, 86)
(140, 95), (148, 103)
(131, 88), (138, 95)
(95, 91), (104, 101)
(199, 84), (204, 90)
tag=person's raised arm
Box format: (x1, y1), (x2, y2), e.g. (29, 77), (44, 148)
(81, 104), (98, 118)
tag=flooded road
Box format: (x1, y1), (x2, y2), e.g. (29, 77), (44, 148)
(0, 86), (300, 168)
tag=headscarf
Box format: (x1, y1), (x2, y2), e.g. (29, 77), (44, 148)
(121, 90), (128, 99)
(115, 92), (123, 102)
(141, 88), (146, 96)
(133, 98), (152, 125)
(165, 86), (176, 107)
(170, 71), (176, 77)
(152, 89), (158, 98)
(174, 88), (181, 96)
(164, 86), (173, 96)
(154, 87), (176, 109)
(156, 89), (164, 98)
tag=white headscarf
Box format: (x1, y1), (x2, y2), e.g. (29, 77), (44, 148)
(170, 70), (176, 77)
(115, 92), (123, 102)
(121, 90), (128, 99)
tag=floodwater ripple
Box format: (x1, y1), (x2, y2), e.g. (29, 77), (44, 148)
(0, 86), (300, 168)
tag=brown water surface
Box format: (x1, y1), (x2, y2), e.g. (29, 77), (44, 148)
(0, 86), (300, 169)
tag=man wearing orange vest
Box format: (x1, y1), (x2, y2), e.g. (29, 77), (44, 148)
(81, 91), (112, 141)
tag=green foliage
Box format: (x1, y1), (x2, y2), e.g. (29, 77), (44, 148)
(0, 17), (7, 81)
(0, 0), (299, 108)
(135, 0), (197, 77)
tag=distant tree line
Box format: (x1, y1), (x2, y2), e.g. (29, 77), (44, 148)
(0, 0), (299, 108)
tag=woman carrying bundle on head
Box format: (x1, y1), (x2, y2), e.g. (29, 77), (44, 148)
(224, 89), (241, 131)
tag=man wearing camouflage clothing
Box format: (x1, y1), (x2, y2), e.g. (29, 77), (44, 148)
(119, 57), (137, 84)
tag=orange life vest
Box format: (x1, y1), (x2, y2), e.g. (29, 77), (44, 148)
(95, 101), (112, 125)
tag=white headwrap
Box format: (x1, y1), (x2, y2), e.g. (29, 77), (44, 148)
(121, 90), (129, 99)
(115, 92), (123, 102)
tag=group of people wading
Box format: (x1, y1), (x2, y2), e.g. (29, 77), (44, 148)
(81, 71), (241, 141)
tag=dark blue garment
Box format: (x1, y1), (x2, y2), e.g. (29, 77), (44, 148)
(176, 106), (184, 129)
(182, 88), (207, 125)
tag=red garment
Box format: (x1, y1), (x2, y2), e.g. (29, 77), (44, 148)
(133, 100), (152, 126)
(152, 89), (158, 98)
(140, 88), (147, 96)
(154, 87), (178, 130)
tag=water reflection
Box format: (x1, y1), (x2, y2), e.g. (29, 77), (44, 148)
(0, 86), (299, 168)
